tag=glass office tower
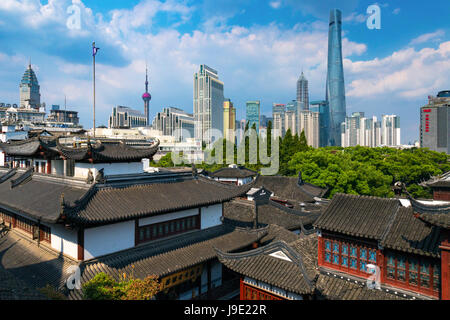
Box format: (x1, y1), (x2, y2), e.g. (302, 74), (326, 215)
(326, 9), (347, 146)
(246, 101), (261, 133)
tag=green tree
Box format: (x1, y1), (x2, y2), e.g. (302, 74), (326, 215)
(83, 272), (160, 300)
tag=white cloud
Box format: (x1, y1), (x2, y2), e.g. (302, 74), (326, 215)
(269, 1), (282, 9)
(392, 8), (400, 15)
(409, 29), (445, 46)
(343, 12), (367, 24)
(346, 42), (450, 99)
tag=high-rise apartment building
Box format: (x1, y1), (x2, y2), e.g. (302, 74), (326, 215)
(381, 115), (401, 147)
(299, 111), (320, 148)
(341, 112), (396, 148)
(326, 9), (347, 146)
(297, 72), (309, 111)
(420, 91), (450, 154)
(20, 63), (41, 109)
(152, 107), (194, 142)
(193, 65), (224, 145)
(272, 103), (286, 139)
(285, 100), (298, 135)
(246, 101), (260, 134)
(223, 99), (236, 144)
(310, 100), (329, 147)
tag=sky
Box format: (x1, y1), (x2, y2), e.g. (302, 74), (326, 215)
(0, 0), (449, 144)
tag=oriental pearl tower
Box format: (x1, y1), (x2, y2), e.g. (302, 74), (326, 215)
(142, 67), (151, 125)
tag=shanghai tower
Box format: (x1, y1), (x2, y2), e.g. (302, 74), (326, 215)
(326, 9), (347, 146)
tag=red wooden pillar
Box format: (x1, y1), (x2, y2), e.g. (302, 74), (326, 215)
(77, 228), (84, 261)
(317, 235), (324, 266)
(46, 161), (51, 174)
(377, 249), (385, 284)
(240, 278), (245, 300)
(440, 230), (450, 300)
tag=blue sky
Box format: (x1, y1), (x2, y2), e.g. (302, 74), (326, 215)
(0, 0), (449, 144)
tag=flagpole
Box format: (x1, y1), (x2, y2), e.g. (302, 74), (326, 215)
(93, 41), (96, 138)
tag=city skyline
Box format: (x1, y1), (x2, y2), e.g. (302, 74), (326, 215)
(0, 1), (450, 144)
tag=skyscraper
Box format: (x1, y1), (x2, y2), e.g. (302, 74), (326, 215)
(246, 101), (260, 133)
(272, 103), (286, 139)
(297, 72), (309, 111)
(298, 110), (320, 148)
(420, 91), (450, 154)
(223, 99), (236, 144)
(326, 9), (347, 146)
(310, 100), (329, 147)
(381, 115), (401, 147)
(193, 65), (224, 145)
(20, 62), (41, 109)
(142, 67), (151, 125)
(285, 100), (297, 135)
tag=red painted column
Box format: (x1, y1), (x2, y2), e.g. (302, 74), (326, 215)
(377, 249), (385, 284)
(440, 230), (450, 300)
(317, 235), (324, 266)
(46, 161), (51, 174)
(240, 278), (245, 300)
(77, 228), (84, 261)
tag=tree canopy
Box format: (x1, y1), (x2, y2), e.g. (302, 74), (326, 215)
(153, 128), (449, 199)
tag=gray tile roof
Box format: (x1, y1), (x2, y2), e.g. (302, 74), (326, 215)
(0, 227), (76, 297)
(0, 169), (88, 223)
(63, 176), (256, 226)
(218, 233), (409, 300)
(380, 207), (441, 258)
(69, 224), (267, 299)
(253, 175), (327, 203)
(223, 199), (320, 231)
(209, 167), (257, 178)
(314, 193), (401, 240)
(0, 136), (160, 163)
(315, 272), (406, 300)
(216, 238), (318, 295)
(314, 194), (444, 258)
(409, 197), (450, 229)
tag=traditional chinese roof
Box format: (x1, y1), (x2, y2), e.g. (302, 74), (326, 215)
(314, 194), (444, 258)
(253, 175), (328, 203)
(209, 166), (258, 179)
(69, 224), (267, 299)
(56, 138), (160, 163)
(0, 168), (255, 227)
(216, 238), (318, 295)
(0, 168), (88, 224)
(422, 171), (450, 189)
(0, 222), (266, 300)
(0, 136), (160, 163)
(409, 197), (450, 229)
(314, 194), (401, 240)
(0, 136), (59, 157)
(380, 207), (441, 258)
(218, 233), (410, 300)
(0, 228), (75, 299)
(315, 272), (406, 300)
(223, 199), (320, 232)
(62, 175), (256, 227)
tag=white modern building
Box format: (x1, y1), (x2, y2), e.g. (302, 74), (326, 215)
(298, 110), (320, 148)
(341, 113), (399, 148)
(152, 107), (194, 142)
(193, 65), (224, 145)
